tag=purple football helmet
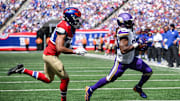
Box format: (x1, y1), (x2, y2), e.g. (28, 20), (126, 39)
(117, 13), (134, 28)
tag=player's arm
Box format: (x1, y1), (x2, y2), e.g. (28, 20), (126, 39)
(173, 31), (180, 45)
(119, 37), (136, 54)
(56, 34), (74, 54)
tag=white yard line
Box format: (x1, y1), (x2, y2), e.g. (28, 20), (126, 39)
(1, 79), (180, 84)
(1, 87), (180, 92)
(0, 74), (179, 78)
(0, 69), (178, 73)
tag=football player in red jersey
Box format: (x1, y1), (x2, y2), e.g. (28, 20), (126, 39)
(7, 7), (86, 101)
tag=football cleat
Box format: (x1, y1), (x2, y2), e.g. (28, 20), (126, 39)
(85, 86), (93, 101)
(133, 85), (147, 98)
(8, 64), (24, 76)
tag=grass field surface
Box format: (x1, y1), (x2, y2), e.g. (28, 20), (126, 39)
(0, 52), (180, 101)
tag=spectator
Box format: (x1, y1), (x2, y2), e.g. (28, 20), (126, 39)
(25, 38), (29, 51)
(82, 35), (87, 49)
(109, 32), (116, 56)
(162, 25), (169, 61)
(146, 32), (154, 61)
(36, 37), (43, 50)
(104, 33), (110, 56)
(93, 37), (98, 52)
(165, 24), (180, 67)
(98, 35), (104, 52)
(153, 29), (163, 64)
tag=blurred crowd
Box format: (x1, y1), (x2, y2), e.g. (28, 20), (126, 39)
(1, 0), (180, 33)
(98, 0), (180, 32)
(2, 0), (124, 34)
(77, 0), (124, 29)
(0, 0), (26, 27)
(3, 0), (64, 33)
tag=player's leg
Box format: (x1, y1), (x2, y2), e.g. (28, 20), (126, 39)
(105, 43), (109, 56)
(129, 57), (153, 98)
(44, 55), (69, 101)
(85, 58), (127, 101)
(7, 63), (52, 83)
(111, 44), (115, 56)
(57, 69), (69, 101)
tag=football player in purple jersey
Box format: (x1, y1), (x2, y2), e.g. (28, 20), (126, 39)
(85, 13), (153, 101)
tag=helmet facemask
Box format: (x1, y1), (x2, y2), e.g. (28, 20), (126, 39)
(117, 13), (134, 29)
(63, 7), (82, 29)
(71, 15), (82, 29)
(124, 19), (134, 28)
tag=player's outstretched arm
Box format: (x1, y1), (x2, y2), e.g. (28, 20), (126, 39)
(119, 37), (138, 54)
(56, 34), (74, 54)
(56, 34), (87, 55)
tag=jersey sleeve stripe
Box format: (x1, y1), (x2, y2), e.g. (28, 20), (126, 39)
(56, 27), (66, 34)
(118, 33), (129, 37)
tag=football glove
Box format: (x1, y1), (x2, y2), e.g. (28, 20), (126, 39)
(73, 48), (87, 55)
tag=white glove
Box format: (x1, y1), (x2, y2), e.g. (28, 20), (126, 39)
(132, 43), (139, 48)
(73, 48), (87, 55)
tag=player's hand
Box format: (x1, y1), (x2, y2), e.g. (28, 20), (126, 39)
(132, 43), (139, 48)
(139, 44), (147, 48)
(173, 40), (177, 45)
(73, 48), (87, 55)
(138, 40), (143, 44)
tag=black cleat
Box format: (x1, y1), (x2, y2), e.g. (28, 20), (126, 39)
(133, 85), (147, 98)
(8, 64), (24, 76)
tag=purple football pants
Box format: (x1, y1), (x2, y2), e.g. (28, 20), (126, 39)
(90, 57), (153, 91)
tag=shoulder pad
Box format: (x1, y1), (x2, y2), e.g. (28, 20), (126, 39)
(117, 28), (129, 37)
(56, 27), (66, 35)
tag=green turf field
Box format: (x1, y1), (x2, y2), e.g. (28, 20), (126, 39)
(1, 52), (180, 101)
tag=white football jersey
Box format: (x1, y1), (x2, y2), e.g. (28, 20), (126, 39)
(116, 27), (136, 64)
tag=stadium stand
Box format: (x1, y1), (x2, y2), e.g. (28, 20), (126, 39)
(2, 0), (126, 34)
(98, 0), (180, 32)
(0, 0), (26, 29)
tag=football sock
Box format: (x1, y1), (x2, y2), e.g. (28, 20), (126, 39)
(23, 68), (51, 83)
(137, 73), (152, 87)
(107, 49), (110, 54)
(90, 77), (108, 91)
(60, 78), (69, 101)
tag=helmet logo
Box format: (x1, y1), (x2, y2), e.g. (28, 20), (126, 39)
(75, 12), (81, 17)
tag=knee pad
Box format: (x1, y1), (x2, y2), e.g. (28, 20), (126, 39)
(106, 76), (112, 82)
